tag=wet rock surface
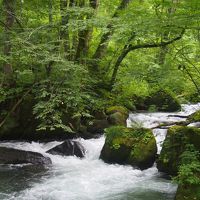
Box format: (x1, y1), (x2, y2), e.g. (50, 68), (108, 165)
(0, 147), (52, 165)
(47, 140), (85, 158)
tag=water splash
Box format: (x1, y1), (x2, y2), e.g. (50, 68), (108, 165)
(2, 103), (199, 200)
(127, 103), (200, 153)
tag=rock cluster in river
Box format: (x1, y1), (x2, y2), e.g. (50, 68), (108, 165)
(0, 139), (86, 166)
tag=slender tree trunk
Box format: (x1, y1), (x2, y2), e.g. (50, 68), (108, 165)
(90, 0), (99, 9)
(91, 0), (131, 71)
(156, 0), (180, 65)
(75, 0), (99, 63)
(157, 33), (169, 65)
(183, 66), (200, 94)
(49, 0), (53, 25)
(3, 0), (15, 76)
(60, 0), (71, 59)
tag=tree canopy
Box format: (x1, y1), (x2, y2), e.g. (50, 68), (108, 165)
(0, 0), (200, 131)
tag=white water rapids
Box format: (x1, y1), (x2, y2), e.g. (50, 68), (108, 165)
(0, 103), (200, 200)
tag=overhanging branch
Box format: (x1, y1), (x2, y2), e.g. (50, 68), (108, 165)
(110, 29), (185, 86)
(128, 29), (185, 51)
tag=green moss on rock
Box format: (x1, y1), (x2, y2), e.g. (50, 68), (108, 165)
(106, 106), (129, 127)
(108, 112), (127, 126)
(100, 126), (157, 169)
(106, 106), (128, 116)
(128, 133), (157, 169)
(157, 126), (200, 176)
(188, 110), (200, 123)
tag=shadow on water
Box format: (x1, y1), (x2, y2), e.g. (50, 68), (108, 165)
(0, 164), (51, 198)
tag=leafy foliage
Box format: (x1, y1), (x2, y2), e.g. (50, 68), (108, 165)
(173, 144), (200, 186)
(105, 126), (151, 148)
(0, 0), (200, 133)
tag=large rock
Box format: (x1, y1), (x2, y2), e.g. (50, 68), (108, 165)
(83, 106), (129, 137)
(0, 147), (51, 165)
(47, 140), (85, 158)
(100, 126), (157, 169)
(143, 89), (181, 112)
(157, 126), (200, 176)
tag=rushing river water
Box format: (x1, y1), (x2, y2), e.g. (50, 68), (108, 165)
(0, 103), (200, 200)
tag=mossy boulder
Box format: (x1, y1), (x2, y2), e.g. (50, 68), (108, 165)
(188, 110), (200, 123)
(106, 106), (129, 127)
(157, 126), (200, 176)
(175, 185), (200, 200)
(106, 106), (129, 117)
(144, 89), (181, 112)
(100, 126), (157, 169)
(78, 106), (129, 137)
(108, 112), (127, 126)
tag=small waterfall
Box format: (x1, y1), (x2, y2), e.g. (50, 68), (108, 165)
(127, 103), (200, 153)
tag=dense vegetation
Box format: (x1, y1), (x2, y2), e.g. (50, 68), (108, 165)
(0, 1), (200, 199)
(0, 0), (200, 133)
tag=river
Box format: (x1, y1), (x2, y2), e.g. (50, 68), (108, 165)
(0, 103), (199, 200)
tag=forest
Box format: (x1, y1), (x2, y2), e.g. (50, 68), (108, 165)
(0, 0), (200, 200)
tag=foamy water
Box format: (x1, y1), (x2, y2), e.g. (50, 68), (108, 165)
(0, 103), (199, 200)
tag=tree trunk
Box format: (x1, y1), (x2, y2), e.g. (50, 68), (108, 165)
(75, 0), (99, 63)
(60, 0), (71, 59)
(91, 0), (131, 71)
(3, 0), (15, 76)
(49, 0), (53, 25)
(156, 0), (180, 65)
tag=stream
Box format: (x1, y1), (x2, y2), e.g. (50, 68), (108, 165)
(0, 103), (200, 200)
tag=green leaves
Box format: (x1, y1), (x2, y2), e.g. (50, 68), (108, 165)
(0, 0), (200, 136)
(33, 86), (74, 133)
(173, 144), (200, 186)
(16, 70), (35, 86)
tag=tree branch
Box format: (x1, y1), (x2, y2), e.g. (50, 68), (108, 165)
(0, 20), (10, 29)
(128, 29), (185, 51)
(110, 29), (185, 86)
(0, 87), (33, 128)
